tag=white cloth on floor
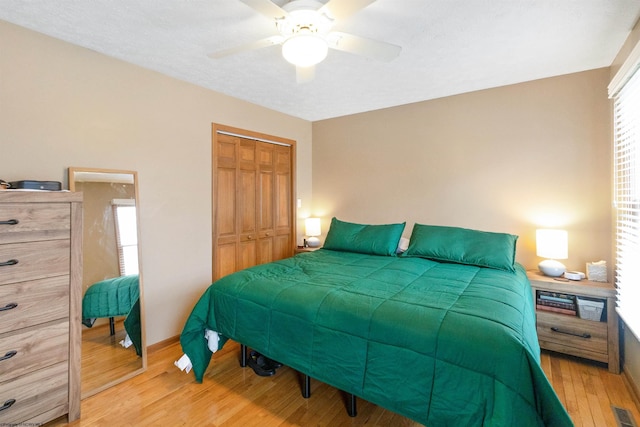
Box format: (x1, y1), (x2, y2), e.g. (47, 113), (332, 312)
(174, 353), (192, 373)
(175, 329), (219, 374)
(119, 333), (133, 349)
(204, 329), (220, 353)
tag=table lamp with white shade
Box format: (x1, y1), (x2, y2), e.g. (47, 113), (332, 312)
(305, 217), (321, 248)
(536, 229), (568, 277)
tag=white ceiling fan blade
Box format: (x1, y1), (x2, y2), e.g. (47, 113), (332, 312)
(296, 65), (316, 84)
(327, 32), (401, 62)
(208, 36), (284, 59)
(239, 0), (289, 20)
(319, 0), (376, 21)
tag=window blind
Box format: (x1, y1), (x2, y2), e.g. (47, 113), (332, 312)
(613, 64), (640, 339)
(112, 204), (139, 276)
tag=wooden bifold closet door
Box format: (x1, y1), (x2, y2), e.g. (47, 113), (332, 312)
(212, 124), (295, 281)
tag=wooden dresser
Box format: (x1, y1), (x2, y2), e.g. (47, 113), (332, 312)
(0, 191), (82, 424)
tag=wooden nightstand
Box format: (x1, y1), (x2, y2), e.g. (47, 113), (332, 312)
(527, 270), (620, 373)
(295, 246), (321, 254)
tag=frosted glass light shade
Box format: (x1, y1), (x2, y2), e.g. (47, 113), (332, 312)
(536, 229), (568, 277)
(305, 217), (321, 236)
(282, 34), (328, 67)
(536, 229), (568, 259)
(305, 217), (321, 248)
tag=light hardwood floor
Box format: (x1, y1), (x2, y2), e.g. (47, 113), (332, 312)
(81, 319), (142, 396)
(46, 340), (640, 426)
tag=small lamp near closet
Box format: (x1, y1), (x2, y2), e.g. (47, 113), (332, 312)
(305, 217), (322, 248)
(536, 229), (568, 277)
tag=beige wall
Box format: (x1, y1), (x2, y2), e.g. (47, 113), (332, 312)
(313, 68), (612, 274)
(0, 20), (313, 345)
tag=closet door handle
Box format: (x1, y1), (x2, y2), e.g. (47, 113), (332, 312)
(550, 327), (591, 339)
(0, 259), (18, 267)
(0, 399), (15, 412)
(0, 219), (19, 225)
(0, 350), (17, 362)
(0, 303), (18, 312)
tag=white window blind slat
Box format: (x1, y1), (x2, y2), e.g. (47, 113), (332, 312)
(112, 203), (139, 277)
(613, 64), (640, 339)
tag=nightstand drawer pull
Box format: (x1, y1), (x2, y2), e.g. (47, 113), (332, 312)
(0, 303), (18, 312)
(0, 399), (15, 412)
(0, 259), (18, 267)
(0, 350), (17, 362)
(550, 327), (591, 339)
(0, 219), (19, 225)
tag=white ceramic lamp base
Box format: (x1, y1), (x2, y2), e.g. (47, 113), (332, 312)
(538, 259), (566, 277)
(306, 236), (320, 248)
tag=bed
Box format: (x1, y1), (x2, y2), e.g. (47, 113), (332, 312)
(82, 274), (142, 356)
(179, 219), (573, 426)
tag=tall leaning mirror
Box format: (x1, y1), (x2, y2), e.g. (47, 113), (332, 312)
(68, 167), (146, 398)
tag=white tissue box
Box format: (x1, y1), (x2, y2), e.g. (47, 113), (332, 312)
(586, 261), (607, 282)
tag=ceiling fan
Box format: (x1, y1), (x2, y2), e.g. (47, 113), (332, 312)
(209, 0), (402, 83)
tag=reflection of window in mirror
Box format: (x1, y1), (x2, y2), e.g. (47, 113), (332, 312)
(112, 199), (139, 276)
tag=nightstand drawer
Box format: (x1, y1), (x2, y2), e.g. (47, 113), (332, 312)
(0, 240), (70, 285)
(0, 361), (69, 425)
(0, 203), (71, 244)
(0, 276), (70, 333)
(0, 321), (69, 383)
(537, 311), (608, 356)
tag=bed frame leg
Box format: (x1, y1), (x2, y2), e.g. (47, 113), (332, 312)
(302, 374), (311, 398)
(347, 393), (357, 417)
(239, 344), (247, 367)
(109, 317), (115, 336)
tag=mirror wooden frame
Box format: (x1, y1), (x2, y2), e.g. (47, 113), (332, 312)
(68, 167), (147, 399)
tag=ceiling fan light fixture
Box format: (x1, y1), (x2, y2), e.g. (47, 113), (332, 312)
(282, 33), (328, 67)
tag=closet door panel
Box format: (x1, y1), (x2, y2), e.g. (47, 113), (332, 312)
(215, 168), (236, 238)
(238, 239), (256, 271)
(273, 234), (291, 262)
(257, 142), (275, 264)
(239, 169), (257, 236)
(257, 238), (273, 265)
(216, 242), (237, 279)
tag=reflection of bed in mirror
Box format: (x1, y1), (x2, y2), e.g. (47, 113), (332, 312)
(82, 274), (142, 356)
(68, 167), (146, 399)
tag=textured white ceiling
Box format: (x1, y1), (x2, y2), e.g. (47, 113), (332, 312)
(1, 0), (639, 121)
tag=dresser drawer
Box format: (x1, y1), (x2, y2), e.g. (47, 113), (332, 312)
(0, 321), (69, 383)
(0, 276), (69, 333)
(0, 240), (70, 285)
(0, 361), (68, 425)
(0, 203), (71, 244)
(537, 311), (608, 356)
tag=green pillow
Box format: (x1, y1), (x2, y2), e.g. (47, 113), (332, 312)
(323, 217), (406, 256)
(403, 224), (518, 272)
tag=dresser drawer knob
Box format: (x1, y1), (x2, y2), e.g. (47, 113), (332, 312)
(0, 350), (17, 362)
(0, 219), (19, 225)
(550, 326), (591, 339)
(0, 303), (18, 312)
(0, 259), (18, 267)
(0, 399), (15, 412)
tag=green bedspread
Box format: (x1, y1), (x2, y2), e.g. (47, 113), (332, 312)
(82, 274), (142, 356)
(180, 250), (572, 426)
